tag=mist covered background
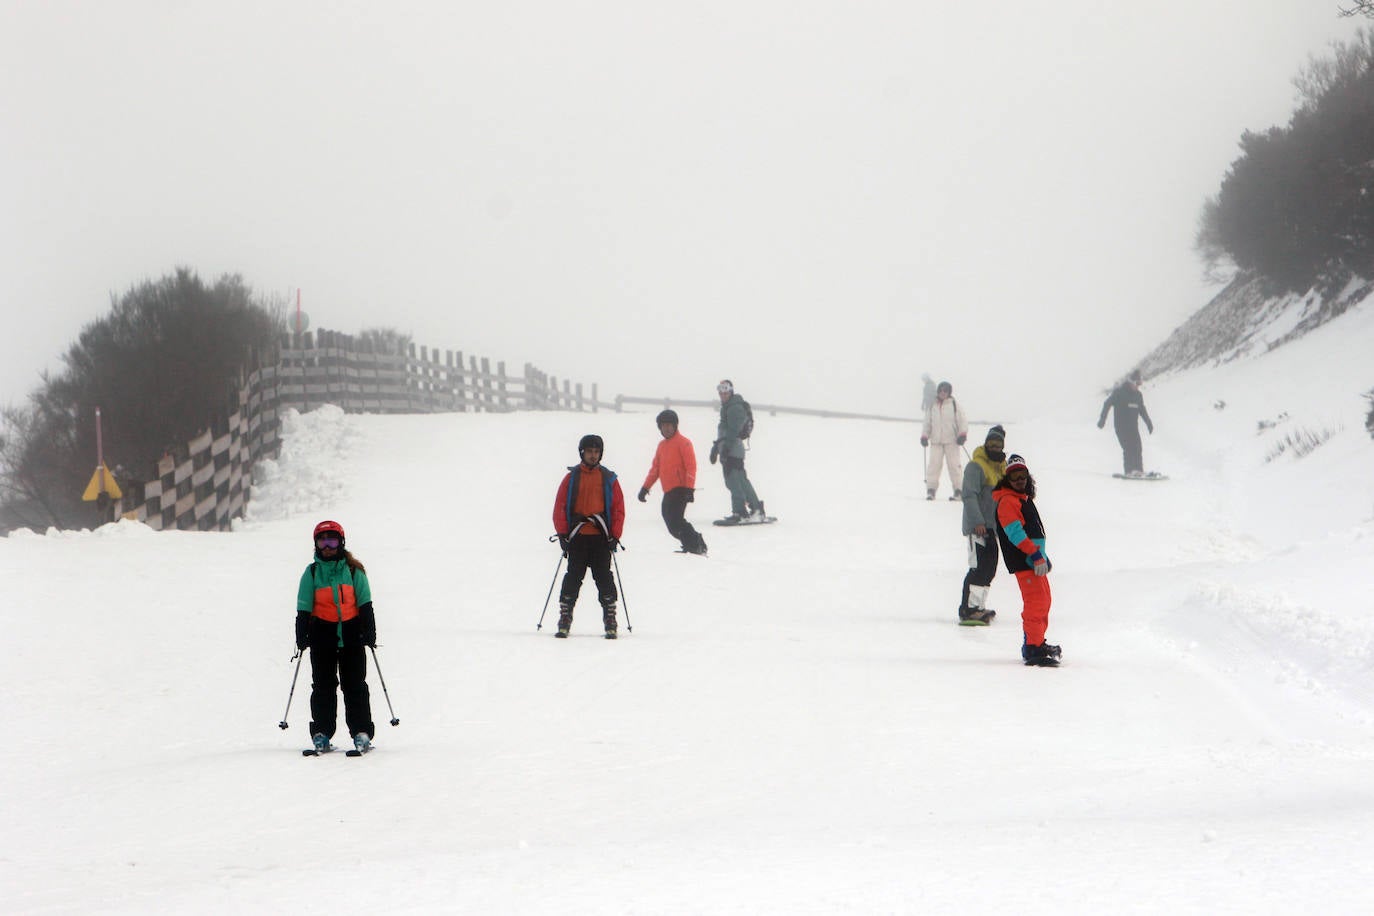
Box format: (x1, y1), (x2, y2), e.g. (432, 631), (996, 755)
(1, 1), (1363, 419)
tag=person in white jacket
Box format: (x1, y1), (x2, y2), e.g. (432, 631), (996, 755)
(920, 380), (968, 500)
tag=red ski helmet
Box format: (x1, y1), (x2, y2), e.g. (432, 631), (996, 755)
(313, 519), (345, 543)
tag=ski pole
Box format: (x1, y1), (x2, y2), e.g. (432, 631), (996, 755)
(369, 645), (400, 726)
(538, 521), (586, 630)
(611, 545), (632, 633)
(537, 550), (565, 630)
(589, 514), (633, 632)
(277, 650), (304, 730)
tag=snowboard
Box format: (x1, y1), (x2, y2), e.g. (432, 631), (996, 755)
(712, 515), (778, 527)
(1113, 472), (1167, 481)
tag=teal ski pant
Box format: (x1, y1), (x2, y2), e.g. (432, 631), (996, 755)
(721, 455), (760, 515)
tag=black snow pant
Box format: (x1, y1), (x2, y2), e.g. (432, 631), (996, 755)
(960, 533), (1000, 610)
(308, 619), (374, 741)
(1115, 423), (1143, 475)
(662, 487), (704, 551)
(559, 534), (617, 614)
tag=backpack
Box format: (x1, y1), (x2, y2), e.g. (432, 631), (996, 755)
(739, 399), (754, 440)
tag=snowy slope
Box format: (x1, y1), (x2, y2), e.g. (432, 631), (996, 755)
(4, 299), (1374, 913)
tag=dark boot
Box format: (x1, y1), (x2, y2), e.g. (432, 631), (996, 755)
(1022, 641), (1061, 666)
(555, 603), (573, 638)
(602, 603), (618, 639)
(958, 606), (993, 626)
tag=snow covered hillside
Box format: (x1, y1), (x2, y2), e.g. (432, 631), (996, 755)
(4, 299), (1374, 914)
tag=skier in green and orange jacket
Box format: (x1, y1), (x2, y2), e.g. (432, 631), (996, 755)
(295, 519), (377, 752)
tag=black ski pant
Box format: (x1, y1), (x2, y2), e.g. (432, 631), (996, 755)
(559, 534), (617, 613)
(1115, 423), (1143, 474)
(960, 533), (999, 609)
(309, 631), (374, 741)
(662, 486), (704, 551)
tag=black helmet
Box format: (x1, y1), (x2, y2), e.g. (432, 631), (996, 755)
(578, 434), (604, 457)
(655, 409), (679, 427)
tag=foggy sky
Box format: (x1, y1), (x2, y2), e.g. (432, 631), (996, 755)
(0, 2), (1363, 422)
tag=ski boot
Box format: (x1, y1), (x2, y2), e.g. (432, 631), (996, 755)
(958, 606), (995, 626)
(312, 733), (331, 753)
(602, 604), (618, 640)
(353, 732), (372, 753)
(1022, 641), (1062, 667)
(555, 604), (573, 638)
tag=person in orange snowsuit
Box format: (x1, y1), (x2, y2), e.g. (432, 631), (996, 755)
(992, 454), (1062, 667)
(637, 409), (707, 555)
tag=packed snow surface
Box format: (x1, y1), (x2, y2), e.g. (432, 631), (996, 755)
(5, 305), (1374, 913)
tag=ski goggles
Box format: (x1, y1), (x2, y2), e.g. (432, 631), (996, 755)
(315, 535), (342, 548)
(716, 381), (733, 395)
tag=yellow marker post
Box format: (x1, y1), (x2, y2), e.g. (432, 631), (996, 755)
(80, 407), (123, 502)
(82, 465), (122, 501)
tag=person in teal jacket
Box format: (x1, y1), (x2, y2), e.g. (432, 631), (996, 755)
(710, 379), (766, 523)
(295, 519), (376, 753)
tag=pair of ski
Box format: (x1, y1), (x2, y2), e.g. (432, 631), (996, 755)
(302, 744), (373, 757)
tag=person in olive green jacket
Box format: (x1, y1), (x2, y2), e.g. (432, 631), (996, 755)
(296, 519), (376, 753)
(710, 379), (766, 524)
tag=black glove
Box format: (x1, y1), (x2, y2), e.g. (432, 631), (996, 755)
(637, 487), (649, 503)
(607, 537), (620, 551)
(709, 442), (719, 464)
(956, 434), (967, 445)
(358, 603), (377, 648)
(295, 613), (310, 651)
(558, 534), (570, 554)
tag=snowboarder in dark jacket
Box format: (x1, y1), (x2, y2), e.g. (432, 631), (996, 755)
(1097, 370), (1153, 476)
(295, 519), (377, 753)
(552, 434), (626, 638)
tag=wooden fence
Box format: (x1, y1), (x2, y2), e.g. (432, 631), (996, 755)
(118, 330), (610, 530)
(116, 328), (918, 531)
(270, 329), (619, 414)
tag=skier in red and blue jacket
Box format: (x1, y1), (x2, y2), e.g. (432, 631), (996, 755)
(552, 434), (626, 638)
(992, 455), (1062, 667)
